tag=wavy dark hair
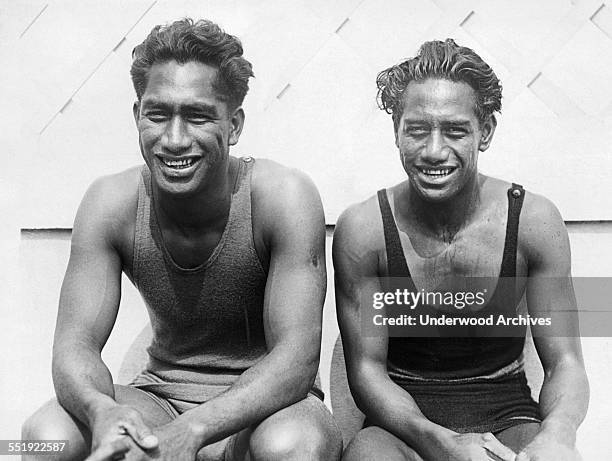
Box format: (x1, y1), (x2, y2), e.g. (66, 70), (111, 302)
(376, 39), (502, 129)
(131, 18), (253, 109)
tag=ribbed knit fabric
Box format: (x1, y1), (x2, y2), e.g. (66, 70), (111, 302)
(131, 157), (268, 403)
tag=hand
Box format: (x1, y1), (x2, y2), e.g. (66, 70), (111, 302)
(85, 404), (158, 461)
(136, 421), (202, 461)
(516, 434), (582, 461)
(104, 421), (202, 461)
(445, 432), (517, 461)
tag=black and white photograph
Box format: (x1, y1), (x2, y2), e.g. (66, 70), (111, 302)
(2, 0), (612, 459)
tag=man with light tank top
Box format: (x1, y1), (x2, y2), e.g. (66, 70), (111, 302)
(22, 18), (342, 461)
(334, 39), (588, 461)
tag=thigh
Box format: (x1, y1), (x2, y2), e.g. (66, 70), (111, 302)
(22, 385), (175, 460)
(115, 385), (178, 426)
(495, 422), (540, 453)
(343, 426), (423, 461)
(224, 394), (342, 461)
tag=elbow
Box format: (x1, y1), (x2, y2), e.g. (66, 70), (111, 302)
(296, 354), (320, 399)
(346, 364), (380, 415)
(269, 338), (321, 403)
(51, 339), (74, 375)
(545, 354), (589, 386)
(51, 336), (101, 384)
(349, 381), (373, 415)
(51, 342), (69, 380)
(541, 356), (590, 414)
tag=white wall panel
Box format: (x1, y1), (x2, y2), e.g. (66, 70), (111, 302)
(5, 0), (612, 227)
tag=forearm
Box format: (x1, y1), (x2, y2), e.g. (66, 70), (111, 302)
(173, 345), (318, 447)
(52, 339), (117, 427)
(353, 370), (457, 460)
(536, 359), (589, 444)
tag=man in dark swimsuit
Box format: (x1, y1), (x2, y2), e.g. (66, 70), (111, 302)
(334, 39), (588, 461)
(22, 18), (341, 461)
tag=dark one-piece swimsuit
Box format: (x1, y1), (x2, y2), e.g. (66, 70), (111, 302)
(371, 184), (541, 434)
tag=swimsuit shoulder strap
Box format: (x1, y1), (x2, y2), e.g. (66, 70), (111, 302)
(500, 183), (526, 278)
(377, 189), (411, 278)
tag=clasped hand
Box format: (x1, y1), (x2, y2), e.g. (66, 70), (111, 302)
(85, 405), (199, 461)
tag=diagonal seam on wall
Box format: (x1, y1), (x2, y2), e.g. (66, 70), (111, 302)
(38, 1), (157, 135)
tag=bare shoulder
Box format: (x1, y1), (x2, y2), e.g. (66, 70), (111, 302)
(520, 190), (565, 235)
(519, 189), (570, 272)
(484, 175), (567, 242)
(249, 158), (325, 255)
(250, 157), (321, 208)
(335, 195), (382, 248)
(73, 166), (142, 247)
(78, 166), (140, 220)
(333, 193), (383, 274)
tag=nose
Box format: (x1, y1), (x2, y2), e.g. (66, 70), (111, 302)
(162, 116), (191, 153)
(421, 130), (450, 164)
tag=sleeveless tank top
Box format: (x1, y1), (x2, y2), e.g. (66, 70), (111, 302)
(379, 184), (527, 379)
(132, 157), (268, 389)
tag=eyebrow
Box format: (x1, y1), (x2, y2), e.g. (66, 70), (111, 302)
(402, 118), (472, 124)
(141, 99), (220, 117)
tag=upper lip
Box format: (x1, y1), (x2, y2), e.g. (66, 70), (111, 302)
(416, 165), (456, 172)
(155, 153), (202, 161)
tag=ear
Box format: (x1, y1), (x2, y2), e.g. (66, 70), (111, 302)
(394, 118), (400, 148)
(228, 107), (245, 146)
(132, 101), (140, 127)
(478, 114), (497, 152)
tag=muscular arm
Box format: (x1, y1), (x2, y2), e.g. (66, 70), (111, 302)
(52, 177), (124, 425)
(53, 172), (158, 460)
(166, 165), (327, 448)
(520, 195), (589, 459)
(333, 203), (515, 461)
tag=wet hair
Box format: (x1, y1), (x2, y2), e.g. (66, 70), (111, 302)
(376, 39), (502, 129)
(131, 18), (253, 109)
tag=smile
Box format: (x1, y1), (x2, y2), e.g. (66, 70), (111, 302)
(161, 157), (197, 169)
(417, 167), (456, 178)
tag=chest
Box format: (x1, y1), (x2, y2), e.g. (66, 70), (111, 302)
(388, 207), (523, 294)
(161, 222), (226, 269)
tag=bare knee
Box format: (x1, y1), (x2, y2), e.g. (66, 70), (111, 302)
(22, 400), (88, 461)
(22, 404), (69, 440)
(249, 420), (340, 461)
(343, 427), (422, 461)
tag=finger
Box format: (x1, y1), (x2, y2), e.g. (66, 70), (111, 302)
(485, 448), (517, 461)
(85, 437), (131, 461)
(482, 433), (517, 461)
(119, 420), (159, 450)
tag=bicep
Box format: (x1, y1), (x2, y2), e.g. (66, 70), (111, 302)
(261, 175), (326, 353)
(54, 182), (123, 353)
(333, 213), (388, 380)
(523, 196), (583, 371)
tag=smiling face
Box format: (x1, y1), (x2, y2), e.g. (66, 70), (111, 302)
(133, 60), (244, 197)
(395, 78), (496, 203)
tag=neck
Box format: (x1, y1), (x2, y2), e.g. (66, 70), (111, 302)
(153, 157), (236, 231)
(403, 174), (483, 241)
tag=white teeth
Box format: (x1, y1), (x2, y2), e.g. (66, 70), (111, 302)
(421, 168), (452, 176)
(161, 158), (195, 169)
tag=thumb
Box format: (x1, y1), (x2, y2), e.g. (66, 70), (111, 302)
(120, 419), (159, 450)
